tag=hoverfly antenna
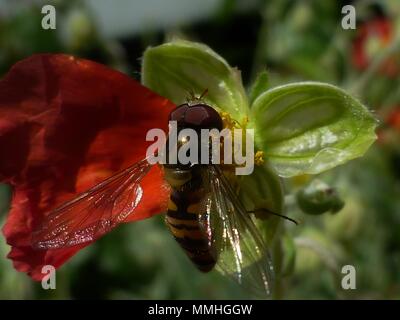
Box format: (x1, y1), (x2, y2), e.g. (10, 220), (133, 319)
(189, 88), (196, 100)
(185, 88), (209, 105)
(199, 88), (209, 100)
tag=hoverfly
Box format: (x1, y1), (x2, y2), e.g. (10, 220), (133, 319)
(32, 96), (277, 296)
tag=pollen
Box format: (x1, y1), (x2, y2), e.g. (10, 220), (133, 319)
(220, 111), (239, 130)
(254, 150), (265, 166)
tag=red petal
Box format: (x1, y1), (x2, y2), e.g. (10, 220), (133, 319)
(0, 54), (174, 280)
(352, 18), (398, 76)
(386, 106), (400, 131)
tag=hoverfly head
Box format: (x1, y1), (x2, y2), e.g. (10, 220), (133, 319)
(168, 103), (223, 132)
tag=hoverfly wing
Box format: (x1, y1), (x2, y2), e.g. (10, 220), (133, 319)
(32, 158), (153, 249)
(199, 165), (274, 297)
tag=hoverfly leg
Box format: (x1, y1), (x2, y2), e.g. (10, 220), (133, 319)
(247, 209), (299, 225)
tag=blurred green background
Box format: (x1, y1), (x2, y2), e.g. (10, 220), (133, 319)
(0, 0), (400, 299)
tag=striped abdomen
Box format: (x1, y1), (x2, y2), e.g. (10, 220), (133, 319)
(164, 167), (216, 272)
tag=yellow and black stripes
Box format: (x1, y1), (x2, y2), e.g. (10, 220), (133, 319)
(165, 186), (216, 273)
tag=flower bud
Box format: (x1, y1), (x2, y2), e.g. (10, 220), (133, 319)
(296, 179), (344, 215)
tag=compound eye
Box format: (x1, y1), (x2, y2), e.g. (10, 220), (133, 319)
(184, 104), (223, 130)
(168, 104), (189, 122)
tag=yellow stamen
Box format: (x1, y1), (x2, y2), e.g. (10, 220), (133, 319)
(220, 111), (240, 130)
(255, 151), (265, 166)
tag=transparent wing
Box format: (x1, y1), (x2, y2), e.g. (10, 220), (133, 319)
(200, 165), (274, 297)
(32, 158), (153, 249)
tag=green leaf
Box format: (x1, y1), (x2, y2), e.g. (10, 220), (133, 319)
(250, 82), (377, 177)
(249, 70), (269, 105)
(142, 40), (249, 121)
(239, 162), (283, 214)
(238, 162), (284, 244)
